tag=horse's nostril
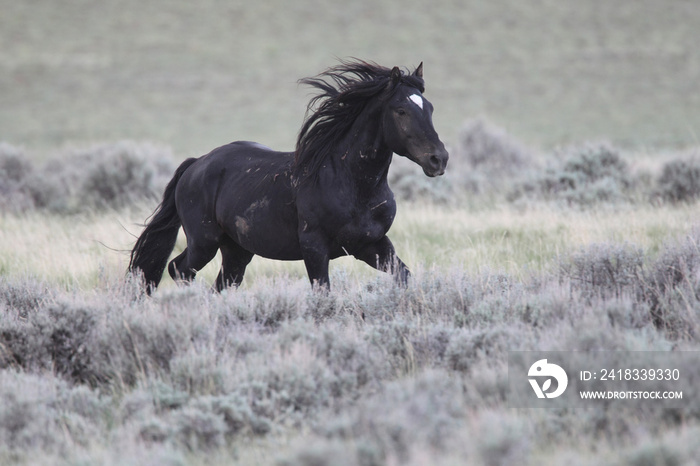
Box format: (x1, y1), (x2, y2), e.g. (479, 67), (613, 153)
(429, 155), (441, 168)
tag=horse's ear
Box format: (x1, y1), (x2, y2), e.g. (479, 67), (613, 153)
(414, 62), (423, 78)
(390, 66), (402, 85)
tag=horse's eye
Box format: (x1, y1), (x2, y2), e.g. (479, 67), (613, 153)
(397, 108), (406, 116)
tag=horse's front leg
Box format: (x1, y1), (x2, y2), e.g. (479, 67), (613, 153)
(354, 236), (410, 286)
(299, 231), (331, 289)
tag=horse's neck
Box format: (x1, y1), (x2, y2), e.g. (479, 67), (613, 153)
(330, 117), (393, 189)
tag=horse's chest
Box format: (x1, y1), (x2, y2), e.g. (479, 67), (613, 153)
(335, 198), (395, 248)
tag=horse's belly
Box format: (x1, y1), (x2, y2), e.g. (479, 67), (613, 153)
(221, 198), (302, 261)
(236, 225), (303, 260)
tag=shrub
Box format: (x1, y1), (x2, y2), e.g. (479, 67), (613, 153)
(305, 370), (468, 465)
(445, 327), (518, 372)
(559, 242), (645, 299)
(513, 143), (633, 206)
(0, 301), (104, 385)
(620, 426), (700, 466)
(2, 245), (700, 464)
(654, 156), (700, 203)
(206, 394), (271, 436)
(315, 326), (385, 397)
(35, 304), (98, 384)
(645, 230), (700, 296)
(0, 143), (31, 183)
(133, 392), (273, 449)
(277, 439), (359, 466)
(558, 233), (700, 339)
(0, 141), (176, 213)
(0, 143), (34, 212)
(0, 277), (52, 319)
(0, 285), (203, 388)
(456, 119), (532, 176)
(0, 371), (108, 458)
(642, 230), (700, 338)
(475, 411), (532, 466)
(172, 400), (228, 451)
(77, 141), (176, 209)
(243, 357), (334, 424)
(452, 119), (536, 196)
(623, 440), (682, 466)
(388, 154), (453, 203)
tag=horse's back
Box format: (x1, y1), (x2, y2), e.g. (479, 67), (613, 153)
(200, 141), (292, 173)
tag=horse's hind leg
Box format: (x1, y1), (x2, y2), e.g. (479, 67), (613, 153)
(168, 238), (220, 284)
(215, 236), (254, 291)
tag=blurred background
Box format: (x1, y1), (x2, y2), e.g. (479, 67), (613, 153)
(2, 0), (699, 160)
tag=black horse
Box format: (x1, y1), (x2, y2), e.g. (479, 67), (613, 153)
(129, 60), (448, 292)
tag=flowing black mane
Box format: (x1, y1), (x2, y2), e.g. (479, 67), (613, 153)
(294, 60), (425, 179)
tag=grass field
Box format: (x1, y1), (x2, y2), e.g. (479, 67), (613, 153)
(2, 1), (700, 465)
(1, 202), (699, 290)
(1, 194), (700, 465)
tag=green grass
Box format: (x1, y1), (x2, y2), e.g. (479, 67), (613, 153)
(2, 0), (700, 159)
(1, 202), (698, 291)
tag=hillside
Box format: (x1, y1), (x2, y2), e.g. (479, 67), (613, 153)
(2, 0), (699, 158)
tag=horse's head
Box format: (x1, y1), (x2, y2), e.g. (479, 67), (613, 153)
(382, 63), (449, 177)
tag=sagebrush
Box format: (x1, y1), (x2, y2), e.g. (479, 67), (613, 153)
(0, 141), (175, 214)
(1, 229), (699, 464)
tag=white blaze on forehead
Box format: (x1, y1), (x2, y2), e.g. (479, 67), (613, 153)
(408, 94), (424, 110)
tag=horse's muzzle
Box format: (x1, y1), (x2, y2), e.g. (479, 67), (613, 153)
(422, 147), (449, 177)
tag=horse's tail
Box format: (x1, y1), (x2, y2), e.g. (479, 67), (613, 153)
(128, 157), (198, 292)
